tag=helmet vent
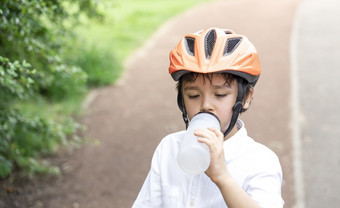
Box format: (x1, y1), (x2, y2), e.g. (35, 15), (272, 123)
(224, 30), (233, 34)
(185, 37), (195, 56)
(223, 37), (242, 56)
(204, 29), (216, 59)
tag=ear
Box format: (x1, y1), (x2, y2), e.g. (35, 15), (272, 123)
(243, 88), (254, 110)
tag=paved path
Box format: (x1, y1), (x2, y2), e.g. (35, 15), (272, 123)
(75, 0), (298, 207)
(5, 0), (340, 207)
(292, 0), (340, 207)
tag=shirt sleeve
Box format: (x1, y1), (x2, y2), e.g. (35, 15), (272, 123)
(132, 142), (163, 208)
(247, 170), (284, 208)
(245, 151), (285, 208)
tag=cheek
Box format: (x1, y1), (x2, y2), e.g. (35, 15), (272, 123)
(216, 104), (234, 132)
(182, 97), (198, 119)
(185, 103), (200, 120)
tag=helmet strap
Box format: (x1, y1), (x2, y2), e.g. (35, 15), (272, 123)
(223, 79), (248, 138)
(177, 82), (189, 129)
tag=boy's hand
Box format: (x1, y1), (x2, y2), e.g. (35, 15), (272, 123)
(194, 128), (230, 184)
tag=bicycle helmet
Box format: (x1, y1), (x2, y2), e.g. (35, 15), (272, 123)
(168, 28), (261, 137)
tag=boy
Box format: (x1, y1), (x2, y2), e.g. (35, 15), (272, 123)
(132, 28), (284, 207)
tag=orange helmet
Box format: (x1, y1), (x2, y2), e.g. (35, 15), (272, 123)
(169, 28), (261, 86)
(169, 28), (261, 137)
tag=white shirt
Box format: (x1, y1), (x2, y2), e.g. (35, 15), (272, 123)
(132, 120), (284, 208)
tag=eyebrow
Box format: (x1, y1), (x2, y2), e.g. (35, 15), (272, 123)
(183, 84), (231, 91)
(183, 86), (199, 91)
(212, 84), (231, 89)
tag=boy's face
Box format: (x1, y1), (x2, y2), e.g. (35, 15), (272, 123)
(182, 74), (239, 134)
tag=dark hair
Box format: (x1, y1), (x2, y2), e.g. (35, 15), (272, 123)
(176, 72), (253, 112)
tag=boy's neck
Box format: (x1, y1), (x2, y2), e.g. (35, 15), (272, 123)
(224, 125), (239, 141)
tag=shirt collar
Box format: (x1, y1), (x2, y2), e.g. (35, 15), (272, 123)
(223, 119), (250, 160)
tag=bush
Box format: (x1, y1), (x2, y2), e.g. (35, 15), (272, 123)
(0, 56), (75, 178)
(0, 56), (35, 177)
(0, 0), (99, 101)
(0, 0), (99, 178)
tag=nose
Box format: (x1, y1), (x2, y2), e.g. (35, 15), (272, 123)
(200, 95), (214, 113)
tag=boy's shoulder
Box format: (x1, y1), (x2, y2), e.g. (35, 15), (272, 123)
(230, 125), (280, 165)
(153, 130), (186, 157)
(164, 130), (186, 138)
(237, 121), (279, 160)
(157, 130), (186, 148)
(244, 138), (281, 169)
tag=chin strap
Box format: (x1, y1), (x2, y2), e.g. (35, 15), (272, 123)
(223, 79), (248, 138)
(177, 81), (189, 129)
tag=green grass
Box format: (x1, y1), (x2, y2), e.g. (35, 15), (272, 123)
(72, 0), (212, 86)
(82, 0), (211, 59)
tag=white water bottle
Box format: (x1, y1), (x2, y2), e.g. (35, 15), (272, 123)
(177, 112), (221, 175)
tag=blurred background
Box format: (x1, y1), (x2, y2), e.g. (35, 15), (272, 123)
(1, 0), (340, 207)
(0, 0), (209, 182)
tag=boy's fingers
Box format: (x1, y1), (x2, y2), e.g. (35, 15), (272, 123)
(207, 128), (224, 139)
(197, 137), (212, 146)
(194, 130), (212, 139)
(194, 129), (215, 139)
(195, 129), (224, 152)
(208, 127), (221, 134)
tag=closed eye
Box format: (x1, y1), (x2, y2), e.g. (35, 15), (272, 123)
(215, 94), (227, 98)
(188, 94), (200, 99)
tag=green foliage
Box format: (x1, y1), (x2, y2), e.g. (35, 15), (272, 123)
(0, 0), (212, 179)
(0, 56), (82, 178)
(0, 0), (98, 101)
(0, 0), (99, 178)
(0, 56), (35, 177)
(0, 56), (36, 102)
